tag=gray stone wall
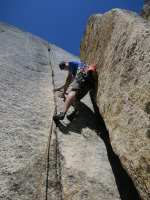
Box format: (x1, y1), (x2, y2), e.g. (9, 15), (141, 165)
(0, 22), (55, 199)
(0, 20), (142, 200)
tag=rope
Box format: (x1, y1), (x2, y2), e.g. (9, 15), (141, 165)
(34, 45), (57, 200)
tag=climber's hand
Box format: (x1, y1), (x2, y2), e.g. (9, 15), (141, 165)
(58, 92), (65, 98)
(54, 87), (61, 91)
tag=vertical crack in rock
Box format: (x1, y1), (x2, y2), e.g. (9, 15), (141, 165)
(33, 45), (58, 200)
(34, 45), (63, 200)
(45, 129), (62, 200)
(44, 46), (62, 200)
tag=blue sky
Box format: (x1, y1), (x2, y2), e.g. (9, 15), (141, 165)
(0, 0), (145, 57)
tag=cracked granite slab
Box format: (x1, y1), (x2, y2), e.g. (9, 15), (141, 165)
(0, 22), (55, 200)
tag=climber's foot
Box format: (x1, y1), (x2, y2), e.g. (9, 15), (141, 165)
(53, 112), (66, 121)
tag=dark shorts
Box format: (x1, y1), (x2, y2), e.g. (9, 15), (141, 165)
(71, 77), (91, 100)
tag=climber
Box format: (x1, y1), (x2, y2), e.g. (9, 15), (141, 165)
(54, 60), (85, 98)
(53, 60), (97, 121)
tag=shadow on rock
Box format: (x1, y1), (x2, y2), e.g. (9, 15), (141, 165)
(54, 94), (140, 200)
(54, 101), (98, 135)
(90, 95), (140, 200)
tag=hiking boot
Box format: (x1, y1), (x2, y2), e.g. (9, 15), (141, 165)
(53, 112), (66, 121)
(67, 110), (79, 122)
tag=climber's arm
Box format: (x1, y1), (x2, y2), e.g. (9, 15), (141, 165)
(58, 72), (74, 98)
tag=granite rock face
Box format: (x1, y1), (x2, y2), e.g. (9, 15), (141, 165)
(141, 0), (150, 21)
(0, 22), (55, 199)
(0, 21), (141, 200)
(80, 9), (150, 200)
(0, 22), (121, 200)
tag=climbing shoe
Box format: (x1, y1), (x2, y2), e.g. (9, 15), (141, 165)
(67, 110), (79, 122)
(53, 112), (66, 121)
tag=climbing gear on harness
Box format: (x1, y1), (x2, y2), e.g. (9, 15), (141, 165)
(88, 64), (97, 75)
(75, 64), (97, 90)
(75, 64), (89, 79)
(76, 64), (97, 78)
